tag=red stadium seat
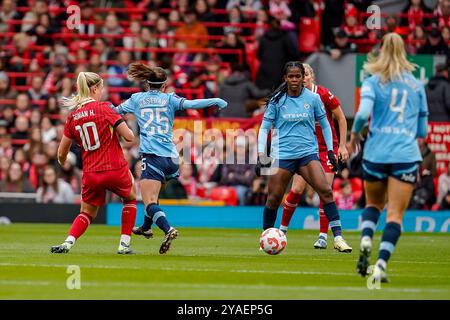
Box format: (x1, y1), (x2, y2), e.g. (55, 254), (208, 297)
(209, 186), (238, 206)
(298, 18), (320, 53)
(245, 42), (259, 81)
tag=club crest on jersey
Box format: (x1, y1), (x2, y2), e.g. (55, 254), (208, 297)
(304, 103), (310, 110)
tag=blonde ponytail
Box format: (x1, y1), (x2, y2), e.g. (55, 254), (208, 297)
(62, 72), (102, 110)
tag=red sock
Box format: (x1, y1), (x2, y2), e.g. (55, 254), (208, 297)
(281, 190), (302, 228)
(319, 201), (329, 234)
(69, 212), (92, 240)
(121, 199), (137, 236)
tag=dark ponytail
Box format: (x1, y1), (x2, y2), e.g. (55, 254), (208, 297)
(127, 62), (167, 90)
(265, 61), (305, 106)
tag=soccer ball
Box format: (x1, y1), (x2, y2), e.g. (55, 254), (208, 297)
(259, 228), (287, 255)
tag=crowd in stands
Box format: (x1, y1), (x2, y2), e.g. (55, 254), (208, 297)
(0, 0), (449, 210)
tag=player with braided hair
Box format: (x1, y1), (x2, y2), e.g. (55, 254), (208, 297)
(256, 61), (352, 253)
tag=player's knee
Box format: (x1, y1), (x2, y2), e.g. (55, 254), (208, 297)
(318, 187), (334, 203)
(266, 194), (283, 209)
(291, 185), (303, 194)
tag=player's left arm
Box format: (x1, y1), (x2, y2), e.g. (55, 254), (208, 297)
(314, 97), (333, 152)
(331, 106), (349, 162)
(57, 135), (72, 166)
(417, 85), (429, 139)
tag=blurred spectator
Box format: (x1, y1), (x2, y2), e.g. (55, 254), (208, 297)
(225, 6), (246, 35)
(442, 26), (450, 42)
(245, 176), (268, 205)
(28, 150), (48, 189)
(216, 31), (246, 65)
(11, 116), (29, 141)
(29, 109), (41, 127)
(439, 190), (450, 210)
(0, 0), (21, 34)
(92, 38), (114, 63)
(0, 71), (17, 100)
(175, 10), (209, 49)
(108, 51), (133, 99)
(195, 0), (216, 25)
(226, 0), (263, 11)
(438, 163), (450, 205)
(433, 0), (450, 29)
(417, 28), (450, 55)
(321, 0), (346, 46)
(299, 184), (320, 207)
(218, 63), (269, 118)
(23, 126), (43, 157)
(27, 13), (57, 46)
(324, 29), (357, 60)
(58, 150), (81, 193)
(154, 17), (174, 49)
(0, 133), (13, 158)
(21, 0), (48, 33)
(14, 147), (30, 173)
(15, 92), (31, 118)
(1, 106), (15, 132)
(123, 20), (141, 50)
(342, 8), (366, 39)
(336, 179), (355, 209)
(403, 0), (429, 30)
(254, 9), (268, 40)
(43, 58), (66, 93)
(219, 137), (255, 204)
(41, 116), (57, 143)
(407, 25), (427, 54)
(79, 0), (97, 35)
(256, 17), (299, 89)
(0, 155), (11, 180)
(102, 12), (124, 47)
(27, 76), (48, 101)
(36, 165), (75, 203)
(269, 0), (296, 31)
(426, 63), (450, 121)
(44, 140), (58, 167)
(0, 161), (35, 193)
(179, 163), (201, 199)
(410, 139), (437, 209)
(135, 27), (158, 61)
(87, 52), (106, 74)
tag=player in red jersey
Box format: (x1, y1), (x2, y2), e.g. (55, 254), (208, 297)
(51, 72), (137, 254)
(279, 64), (350, 251)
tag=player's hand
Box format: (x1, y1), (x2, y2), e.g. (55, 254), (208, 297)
(255, 154), (272, 177)
(348, 132), (361, 156)
(215, 98), (228, 109)
(327, 150), (338, 173)
(338, 145), (349, 162)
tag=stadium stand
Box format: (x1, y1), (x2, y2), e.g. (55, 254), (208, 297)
(0, 0), (449, 208)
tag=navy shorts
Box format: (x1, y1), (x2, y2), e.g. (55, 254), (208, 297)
(362, 160), (419, 184)
(141, 153), (180, 183)
(277, 154), (320, 174)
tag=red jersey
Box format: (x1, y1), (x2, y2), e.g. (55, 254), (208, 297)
(311, 84), (340, 152)
(63, 100), (128, 173)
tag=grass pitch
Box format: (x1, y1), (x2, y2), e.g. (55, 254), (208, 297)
(0, 223), (449, 300)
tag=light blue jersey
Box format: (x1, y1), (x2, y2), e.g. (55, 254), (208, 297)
(258, 88), (333, 159)
(116, 90), (185, 158)
(353, 73), (429, 164)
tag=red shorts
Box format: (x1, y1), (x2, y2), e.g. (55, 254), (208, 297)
(319, 148), (339, 174)
(81, 165), (133, 206)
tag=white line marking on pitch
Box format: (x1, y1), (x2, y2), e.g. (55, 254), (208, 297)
(0, 280), (448, 294)
(0, 262), (448, 279)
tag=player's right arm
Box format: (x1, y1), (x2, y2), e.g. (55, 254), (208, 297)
(417, 83), (429, 139)
(255, 102), (275, 176)
(181, 98), (228, 110)
(349, 78), (375, 154)
(115, 121), (134, 143)
(58, 135), (72, 166)
(114, 95), (137, 115)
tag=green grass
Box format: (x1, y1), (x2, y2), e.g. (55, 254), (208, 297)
(0, 223), (449, 299)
